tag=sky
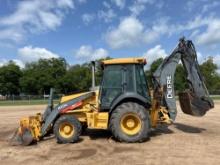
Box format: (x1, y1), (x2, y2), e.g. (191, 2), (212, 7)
(0, 0), (220, 70)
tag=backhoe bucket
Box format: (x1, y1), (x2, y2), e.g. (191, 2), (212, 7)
(179, 91), (214, 116)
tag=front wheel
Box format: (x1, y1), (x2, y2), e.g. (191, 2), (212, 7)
(110, 102), (150, 142)
(53, 115), (82, 143)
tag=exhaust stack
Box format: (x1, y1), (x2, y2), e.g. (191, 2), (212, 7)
(91, 61), (95, 90)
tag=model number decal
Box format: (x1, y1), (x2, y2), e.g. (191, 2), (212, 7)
(58, 104), (68, 110)
(166, 75), (173, 98)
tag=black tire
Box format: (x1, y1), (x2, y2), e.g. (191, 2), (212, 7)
(110, 102), (150, 143)
(53, 115), (82, 143)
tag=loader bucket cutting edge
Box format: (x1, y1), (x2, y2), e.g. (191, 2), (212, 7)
(10, 127), (34, 146)
(178, 91), (214, 116)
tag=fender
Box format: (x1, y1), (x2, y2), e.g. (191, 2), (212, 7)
(110, 92), (151, 113)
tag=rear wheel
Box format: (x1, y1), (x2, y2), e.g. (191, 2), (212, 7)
(110, 102), (150, 142)
(53, 115), (82, 143)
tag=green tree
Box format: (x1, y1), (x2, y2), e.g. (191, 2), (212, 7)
(145, 58), (163, 88)
(0, 61), (22, 95)
(199, 58), (220, 93)
(174, 64), (187, 91)
(20, 58), (67, 95)
(59, 64), (91, 94)
(150, 58), (164, 73)
(58, 57), (111, 94)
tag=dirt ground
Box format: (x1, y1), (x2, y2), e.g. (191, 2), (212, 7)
(0, 102), (220, 165)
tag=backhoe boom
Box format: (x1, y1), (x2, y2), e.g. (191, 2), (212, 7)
(153, 38), (214, 121)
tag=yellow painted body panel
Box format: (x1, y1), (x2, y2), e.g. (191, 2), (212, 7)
(150, 98), (160, 128)
(102, 58), (146, 65)
(64, 111), (109, 129)
(60, 90), (100, 104)
(86, 112), (109, 129)
(60, 91), (92, 103)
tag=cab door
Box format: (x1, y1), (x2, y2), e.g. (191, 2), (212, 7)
(100, 65), (123, 110)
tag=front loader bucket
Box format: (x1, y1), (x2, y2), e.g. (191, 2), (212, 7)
(179, 91), (214, 116)
(10, 114), (42, 146)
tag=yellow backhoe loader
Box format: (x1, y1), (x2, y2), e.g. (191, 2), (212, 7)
(12, 38), (214, 145)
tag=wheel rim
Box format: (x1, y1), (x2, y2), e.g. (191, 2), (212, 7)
(59, 122), (74, 138)
(120, 113), (142, 135)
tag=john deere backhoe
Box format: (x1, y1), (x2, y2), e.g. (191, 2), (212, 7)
(12, 38), (214, 145)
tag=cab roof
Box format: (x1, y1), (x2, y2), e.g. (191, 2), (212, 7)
(102, 58), (147, 65)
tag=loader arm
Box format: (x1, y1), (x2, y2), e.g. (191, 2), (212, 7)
(152, 38), (214, 121)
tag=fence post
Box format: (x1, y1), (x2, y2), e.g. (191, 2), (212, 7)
(29, 95), (31, 105)
(12, 94), (14, 104)
(44, 91), (45, 101)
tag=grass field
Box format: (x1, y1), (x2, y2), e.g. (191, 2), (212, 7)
(210, 96), (220, 100)
(0, 99), (60, 106)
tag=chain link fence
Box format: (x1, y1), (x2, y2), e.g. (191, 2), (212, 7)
(209, 90), (220, 95)
(0, 94), (62, 105)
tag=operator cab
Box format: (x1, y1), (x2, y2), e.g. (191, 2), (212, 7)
(99, 58), (151, 111)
